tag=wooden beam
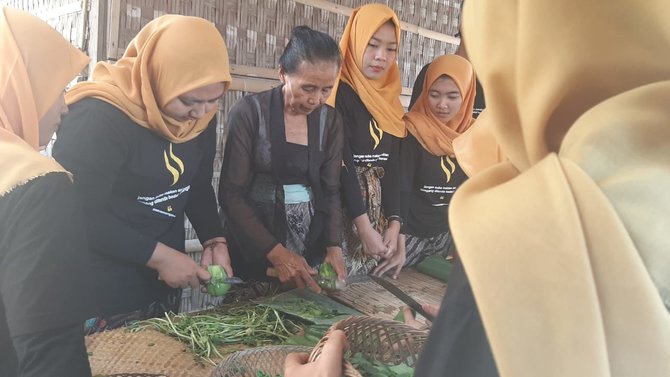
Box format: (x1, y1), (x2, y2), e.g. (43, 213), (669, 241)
(292, 0), (460, 45)
(87, 0), (108, 69)
(227, 73), (412, 109)
(230, 65), (278, 80)
(106, 0), (121, 60)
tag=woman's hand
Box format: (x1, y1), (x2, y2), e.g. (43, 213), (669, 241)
(147, 242), (210, 289)
(402, 303), (441, 330)
(382, 219), (401, 259)
(267, 244), (320, 292)
(285, 330), (347, 377)
(353, 214), (387, 257)
(324, 246), (346, 282)
(200, 237), (234, 278)
(372, 234), (406, 278)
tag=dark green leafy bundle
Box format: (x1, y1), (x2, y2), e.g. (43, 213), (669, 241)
(255, 371), (282, 377)
(348, 352), (414, 377)
(128, 304), (301, 365)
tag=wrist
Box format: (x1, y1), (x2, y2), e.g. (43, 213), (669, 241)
(266, 243), (285, 264)
(387, 215), (403, 228)
(203, 237), (227, 249)
(354, 218), (374, 236)
(326, 246), (343, 256)
(147, 242), (169, 269)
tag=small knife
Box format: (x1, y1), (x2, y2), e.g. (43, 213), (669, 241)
(369, 274), (435, 322)
(202, 276), (245, 285)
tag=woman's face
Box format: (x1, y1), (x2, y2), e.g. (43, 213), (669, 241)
(427, 76), (463, 124)
(281, 60), (339, 116)
(361, 22), (398, 80)
(162, 82), (226, 122)
(38, 92), (68, 148)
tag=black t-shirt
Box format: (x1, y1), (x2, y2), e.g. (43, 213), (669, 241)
(0, 172), (93, 336)
(335, 82), (401, 219)
(399, 135), (467, 238)
(53, 98), (223, 316)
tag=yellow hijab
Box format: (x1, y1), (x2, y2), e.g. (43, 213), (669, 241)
(326, 3), (406, 138)
(0, 7), (88, 197)
(451, 1), (670, 376)
(66, 14), (231, 144)
(404, 55), (475, 156)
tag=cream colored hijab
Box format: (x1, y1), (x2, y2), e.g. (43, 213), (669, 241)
(0, 7), (88, 197)
(66, 14), (231, 144)
(451, 1), (670, 376)
(326, 3), (406, 138)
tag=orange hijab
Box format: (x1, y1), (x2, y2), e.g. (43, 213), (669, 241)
(0, 7), (88, 197)
(404, 55), (475, 156)
(66, 15), (231, 144)
(326, 3), (405, 138)
(451, 1), (670, 376)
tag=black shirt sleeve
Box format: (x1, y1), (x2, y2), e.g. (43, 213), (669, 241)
(398, 136), (419, 233)
(0, 172), (93, 336)
(336, 86), (367, 219)
(322, 108), (345, 247)
(53, 100), (157, 266)
(381, 135), (402, 219)
(218, 97), (280, 259)
(184, 117), (225, 243)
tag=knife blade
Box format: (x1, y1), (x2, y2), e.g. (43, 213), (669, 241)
(369, 275), (435, 322)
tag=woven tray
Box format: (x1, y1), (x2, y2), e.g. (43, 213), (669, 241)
(86, 328), (248, 377)
(329, 269), (446, 320)
(211, 345), (312, 377)
(310, 316), (428, 368)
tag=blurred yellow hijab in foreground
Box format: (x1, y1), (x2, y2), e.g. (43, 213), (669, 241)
(66, 14), (231, 143)
(451, 0), (670, 376)
(0, 7), (88, 196)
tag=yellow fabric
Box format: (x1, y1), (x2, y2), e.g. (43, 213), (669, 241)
(66, 14), (231, 144)
(326, 3), (405, 138)
(0, 7), (88, 197)
(404, 54), (475, 156)
(452, 109), (504, 177)
(450, 1), (670, 376)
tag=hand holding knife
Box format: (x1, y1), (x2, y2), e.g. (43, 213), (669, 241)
(369, 274), (436, 322)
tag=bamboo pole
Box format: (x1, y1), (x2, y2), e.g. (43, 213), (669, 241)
(292, 0), (460, 45)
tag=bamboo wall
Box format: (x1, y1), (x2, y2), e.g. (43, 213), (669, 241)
(3, 0), (463, 311)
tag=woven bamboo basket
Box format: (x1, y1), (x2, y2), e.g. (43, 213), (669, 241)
(211, 345), (312, 377)
(309, 316), (429, 377)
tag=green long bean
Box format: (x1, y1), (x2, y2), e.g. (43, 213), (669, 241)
(128, 304), (301, 365)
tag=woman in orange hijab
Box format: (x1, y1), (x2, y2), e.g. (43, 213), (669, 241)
(373, 55), (476, 277)
(52, 14), (233, 329)
(0, 6), (92, 376)
(328, 3), (407, 277)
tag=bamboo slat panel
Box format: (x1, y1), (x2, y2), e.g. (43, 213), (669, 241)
(329, 269), (446, 320)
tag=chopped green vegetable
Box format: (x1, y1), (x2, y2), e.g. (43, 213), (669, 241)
(207, 264), (231, 296)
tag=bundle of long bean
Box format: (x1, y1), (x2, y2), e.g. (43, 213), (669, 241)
(128, 304), (301, 365)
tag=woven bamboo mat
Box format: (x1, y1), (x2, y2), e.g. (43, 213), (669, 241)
(86, 328), (249, 377)
(328, 269), (446, 320)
